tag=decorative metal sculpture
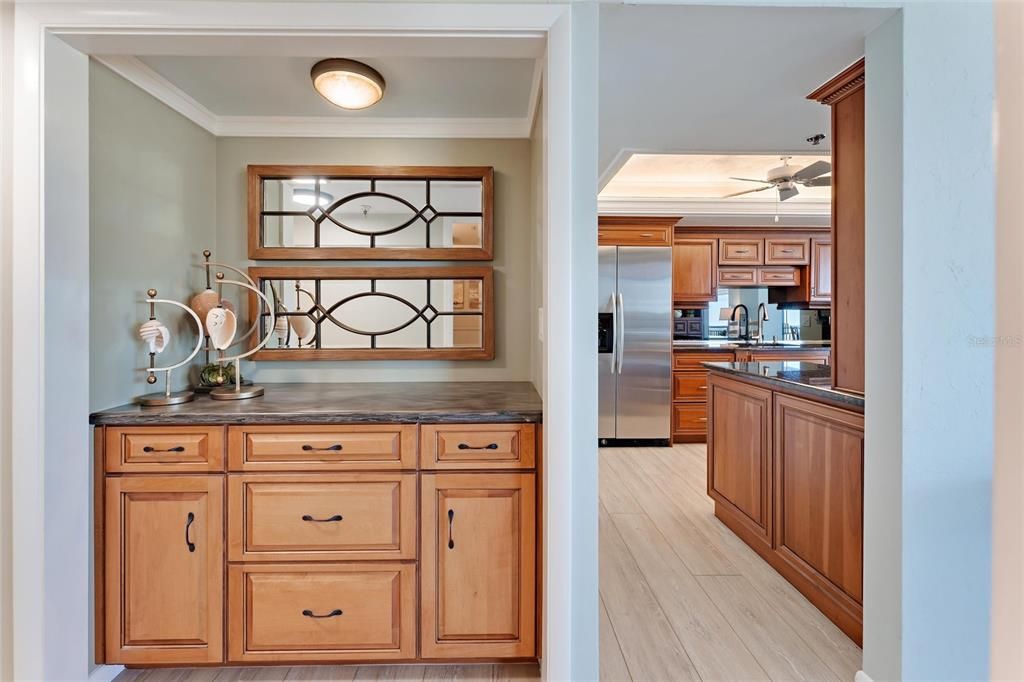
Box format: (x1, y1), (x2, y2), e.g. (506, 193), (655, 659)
(208, 271), (276, 401)
(136, 288), (204, 406)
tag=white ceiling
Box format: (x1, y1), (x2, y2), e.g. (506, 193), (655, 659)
(138, 55), (536, 118)
(599, 4), (894, 184)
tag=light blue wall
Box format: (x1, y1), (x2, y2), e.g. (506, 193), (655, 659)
(900, 2), (994, 679)
(89, 60), (217, 411)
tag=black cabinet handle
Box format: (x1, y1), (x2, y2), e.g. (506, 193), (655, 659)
(302, 444), (343, 452)
(457, 443), (498, 451)
(301, 514), (343, 523)
(302, 608), (343, 619)
(447, 508), (455, 549)
(144, 445), (185, 453)
(185, 512), (196, 553)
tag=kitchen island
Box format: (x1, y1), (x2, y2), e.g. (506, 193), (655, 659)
(703, 361), (864, 644)
(671, 342), (831, 442)
(91, 381), (541, 668)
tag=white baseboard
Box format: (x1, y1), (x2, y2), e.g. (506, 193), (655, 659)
(89, 664), (124, 682)
(855, 671), (874, 682)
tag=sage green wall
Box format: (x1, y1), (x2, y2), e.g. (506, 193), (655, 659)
(215, 137), (534, 383)
(89, 61), (217, 410)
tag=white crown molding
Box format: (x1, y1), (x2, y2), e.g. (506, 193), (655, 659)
(94, 55), (532, 139)
(527, 56), (543, 135)
(598, 196), (831, 218)
(95, 55), (219, 133)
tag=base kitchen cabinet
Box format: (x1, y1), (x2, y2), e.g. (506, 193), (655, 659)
(103, 474), (224, 665)
(706, 366), (864, 644)
(92, 385), (543, 669)
(421, 473), (536, 659)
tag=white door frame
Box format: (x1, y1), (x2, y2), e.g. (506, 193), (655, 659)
(7, 3), (599, 680)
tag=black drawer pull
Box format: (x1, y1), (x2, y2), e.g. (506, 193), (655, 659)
(457, 443), (498, 451)
(302, 608), (343, 619)
(185, 512), (196, 553)
(302, 514), (343, 523)
(144, 445), (185, 453)
(302, 444), (343, 451)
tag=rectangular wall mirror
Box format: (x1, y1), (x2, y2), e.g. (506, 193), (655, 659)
(248, 165), (493, 260)
(250, 266), (494, 360)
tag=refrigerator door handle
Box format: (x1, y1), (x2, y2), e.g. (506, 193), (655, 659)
(616, 292), (625, 374)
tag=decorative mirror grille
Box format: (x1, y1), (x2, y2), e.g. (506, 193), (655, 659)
(250, 266), (494, 361)
(248, 165), (493, 260)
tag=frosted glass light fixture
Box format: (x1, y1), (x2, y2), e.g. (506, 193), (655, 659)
(311, 59), (386, 110)
(292, 188), (334, 207)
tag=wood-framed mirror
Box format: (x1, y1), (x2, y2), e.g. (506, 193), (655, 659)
(248, 165), (494, 260)
(250, 266), (494, 361)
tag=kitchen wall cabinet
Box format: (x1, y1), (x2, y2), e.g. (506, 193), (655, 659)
(95, 420), (540, 668)
(764, 238), (810, 265)
(420, 473), (536, 659)
(598, 216), (675, 246)
(103, 474), (224, 664)
(719, 239), (763, 265)
(810, 59), (865, 393)
(673, 238), (718, 303)
(768, 237), (831, 308)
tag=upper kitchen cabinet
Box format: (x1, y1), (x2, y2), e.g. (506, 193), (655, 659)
(598, 216), (675, 246)
(673, 238), (718, 303)
(768, 236), (832, 308)
(249, 165), (494, 261)
(809, 59), (865, 393)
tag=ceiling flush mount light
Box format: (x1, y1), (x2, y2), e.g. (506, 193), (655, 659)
(293, 187), (335, 207)
(310, 58), (386, 110)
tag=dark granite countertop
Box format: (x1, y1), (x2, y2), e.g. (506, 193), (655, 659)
(90, 381), (543, 426)
(674, 340), (831, 350)
(703, 361), (864, 411)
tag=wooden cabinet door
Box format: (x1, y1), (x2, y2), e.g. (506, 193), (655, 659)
(773, 395), (864, 632)
(706, 375), (773, 549)
(673, 239), (718, 302)
(421, 473), (536, 659)
(104, 475), (224, 664)
(810, 238), (832, 304)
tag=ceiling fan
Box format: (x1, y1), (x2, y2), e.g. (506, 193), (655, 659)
(722, 156), (831, 201)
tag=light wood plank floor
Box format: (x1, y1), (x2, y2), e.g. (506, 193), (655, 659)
(115, 444), (860, 682)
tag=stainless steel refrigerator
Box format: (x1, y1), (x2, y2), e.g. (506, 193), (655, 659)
(598, 245), (672, 445)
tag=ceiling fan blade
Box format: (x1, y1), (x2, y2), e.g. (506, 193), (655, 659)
(722, 185), (774, 198)
(778, 185), (800, 201)
(729, 176), (772, 184)
(802, 176), (831, 187)
(792, 160), (831, 182)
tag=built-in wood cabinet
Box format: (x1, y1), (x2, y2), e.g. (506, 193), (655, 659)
(768, 237), (831, 308)
(706, 375), (773, 548)
(764, 238), (810, 265)
(719, 238), (763, 265)
(810, 59), (865, 393)
(103, 475), (224, 664)
(774, 394), (864, 635)
(673, 238), (718, 302)
(598, 216), (675, 246)
(706, 370), (864, 644)
(96, 421), (540, 667)
(420, 473), (536, 659)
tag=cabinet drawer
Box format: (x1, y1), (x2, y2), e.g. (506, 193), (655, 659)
(717, 267), (757, 286)
(598, 225), (672, 246)
(719, 239), (763, 265)
(228, 563), (416, 662)
(228, 473), (416, 562)
(673, 403), (708, 434)
(104, 426), (224, 473)
(758, 267), (800, 286)
(765, 238), (810, 265)
(228, 425), (416, 472)
(420, 424), (536, 470)
(673, 352), (734, 370)
(674, 372), (710, 401)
